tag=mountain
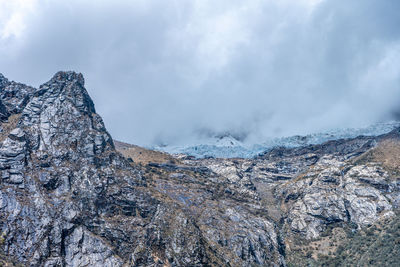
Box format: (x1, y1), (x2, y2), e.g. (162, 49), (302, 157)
(152, 121), (400, 158)
(0, 72), (399, 266)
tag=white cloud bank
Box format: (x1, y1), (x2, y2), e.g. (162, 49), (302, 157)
(0, 0), (399, 145)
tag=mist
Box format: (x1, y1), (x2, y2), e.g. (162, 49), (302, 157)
(1, 0), (400, 146)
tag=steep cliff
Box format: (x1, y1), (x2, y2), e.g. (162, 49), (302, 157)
(0, 72), (284, 266)
(0, 72), (399, 266)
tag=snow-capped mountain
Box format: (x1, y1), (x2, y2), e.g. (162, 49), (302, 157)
(152, 121), (400, 158)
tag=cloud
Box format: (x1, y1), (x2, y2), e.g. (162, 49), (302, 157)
(0, 0), (399, 146)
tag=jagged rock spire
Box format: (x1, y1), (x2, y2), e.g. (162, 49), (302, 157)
(37, 71), (95, 115)
(0, 73), (9, 89)
(50, 71), (85, 85)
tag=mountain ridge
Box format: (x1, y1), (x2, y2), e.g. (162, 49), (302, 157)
(152, 121), (400, 159)
(0, 71), (399, 266)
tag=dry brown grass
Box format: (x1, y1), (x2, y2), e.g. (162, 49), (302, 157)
(114, 140), (178, 165)
(285, 226), (347, 265)
(0, 114), (21, 143)
(353, 137), (400, 174)
(371, 138), (400, 172)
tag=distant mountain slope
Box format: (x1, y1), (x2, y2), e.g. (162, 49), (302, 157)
(153, 121), (400, 158)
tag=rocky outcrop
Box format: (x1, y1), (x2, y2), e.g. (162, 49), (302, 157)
(0, 72), (285, 266)
(185, 132), (399, 240)
(0, 73), (35, 120)
(0, 71), (398, 266)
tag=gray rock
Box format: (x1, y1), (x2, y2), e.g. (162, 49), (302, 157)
(0, 72), (285, 266)
(1, 71), (398, 266)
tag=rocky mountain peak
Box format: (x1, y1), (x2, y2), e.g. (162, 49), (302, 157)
(37, 71), (95, 115)
(0, 73), (8, 89)
(50, 71), (85, 85)
(0, 72), (399, 266)
(0, 74), (35, 117)
(16, 71), (113, 163)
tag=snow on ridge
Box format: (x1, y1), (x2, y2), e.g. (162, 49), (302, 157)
(151, 121), (400, 159)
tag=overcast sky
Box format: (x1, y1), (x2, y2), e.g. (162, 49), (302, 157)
(1, 0), (400, 146)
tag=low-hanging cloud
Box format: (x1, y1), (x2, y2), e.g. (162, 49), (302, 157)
(1, 0), (400, 146)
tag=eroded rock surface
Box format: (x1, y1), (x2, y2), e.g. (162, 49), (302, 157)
(1, 71), (399, 266)
(0, 72), (285, 266)
(186, 135), (399, 237)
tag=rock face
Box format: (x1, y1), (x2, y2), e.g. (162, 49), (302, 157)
(0, 72), (284, 266)
(0, 71), (399, 266)
(187, 135), (399, 235)
(182, 132), (400, 265)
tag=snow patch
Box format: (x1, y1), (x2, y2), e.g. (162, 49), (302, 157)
(151, 121), (400, 159)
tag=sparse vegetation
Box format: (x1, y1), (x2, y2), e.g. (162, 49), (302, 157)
(353, 138), (400, 175)
(0, 232), (22, 267)
(286, 214), (400, 266)
(114, 140), (178, 165)
(0, 114), (21, 143)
